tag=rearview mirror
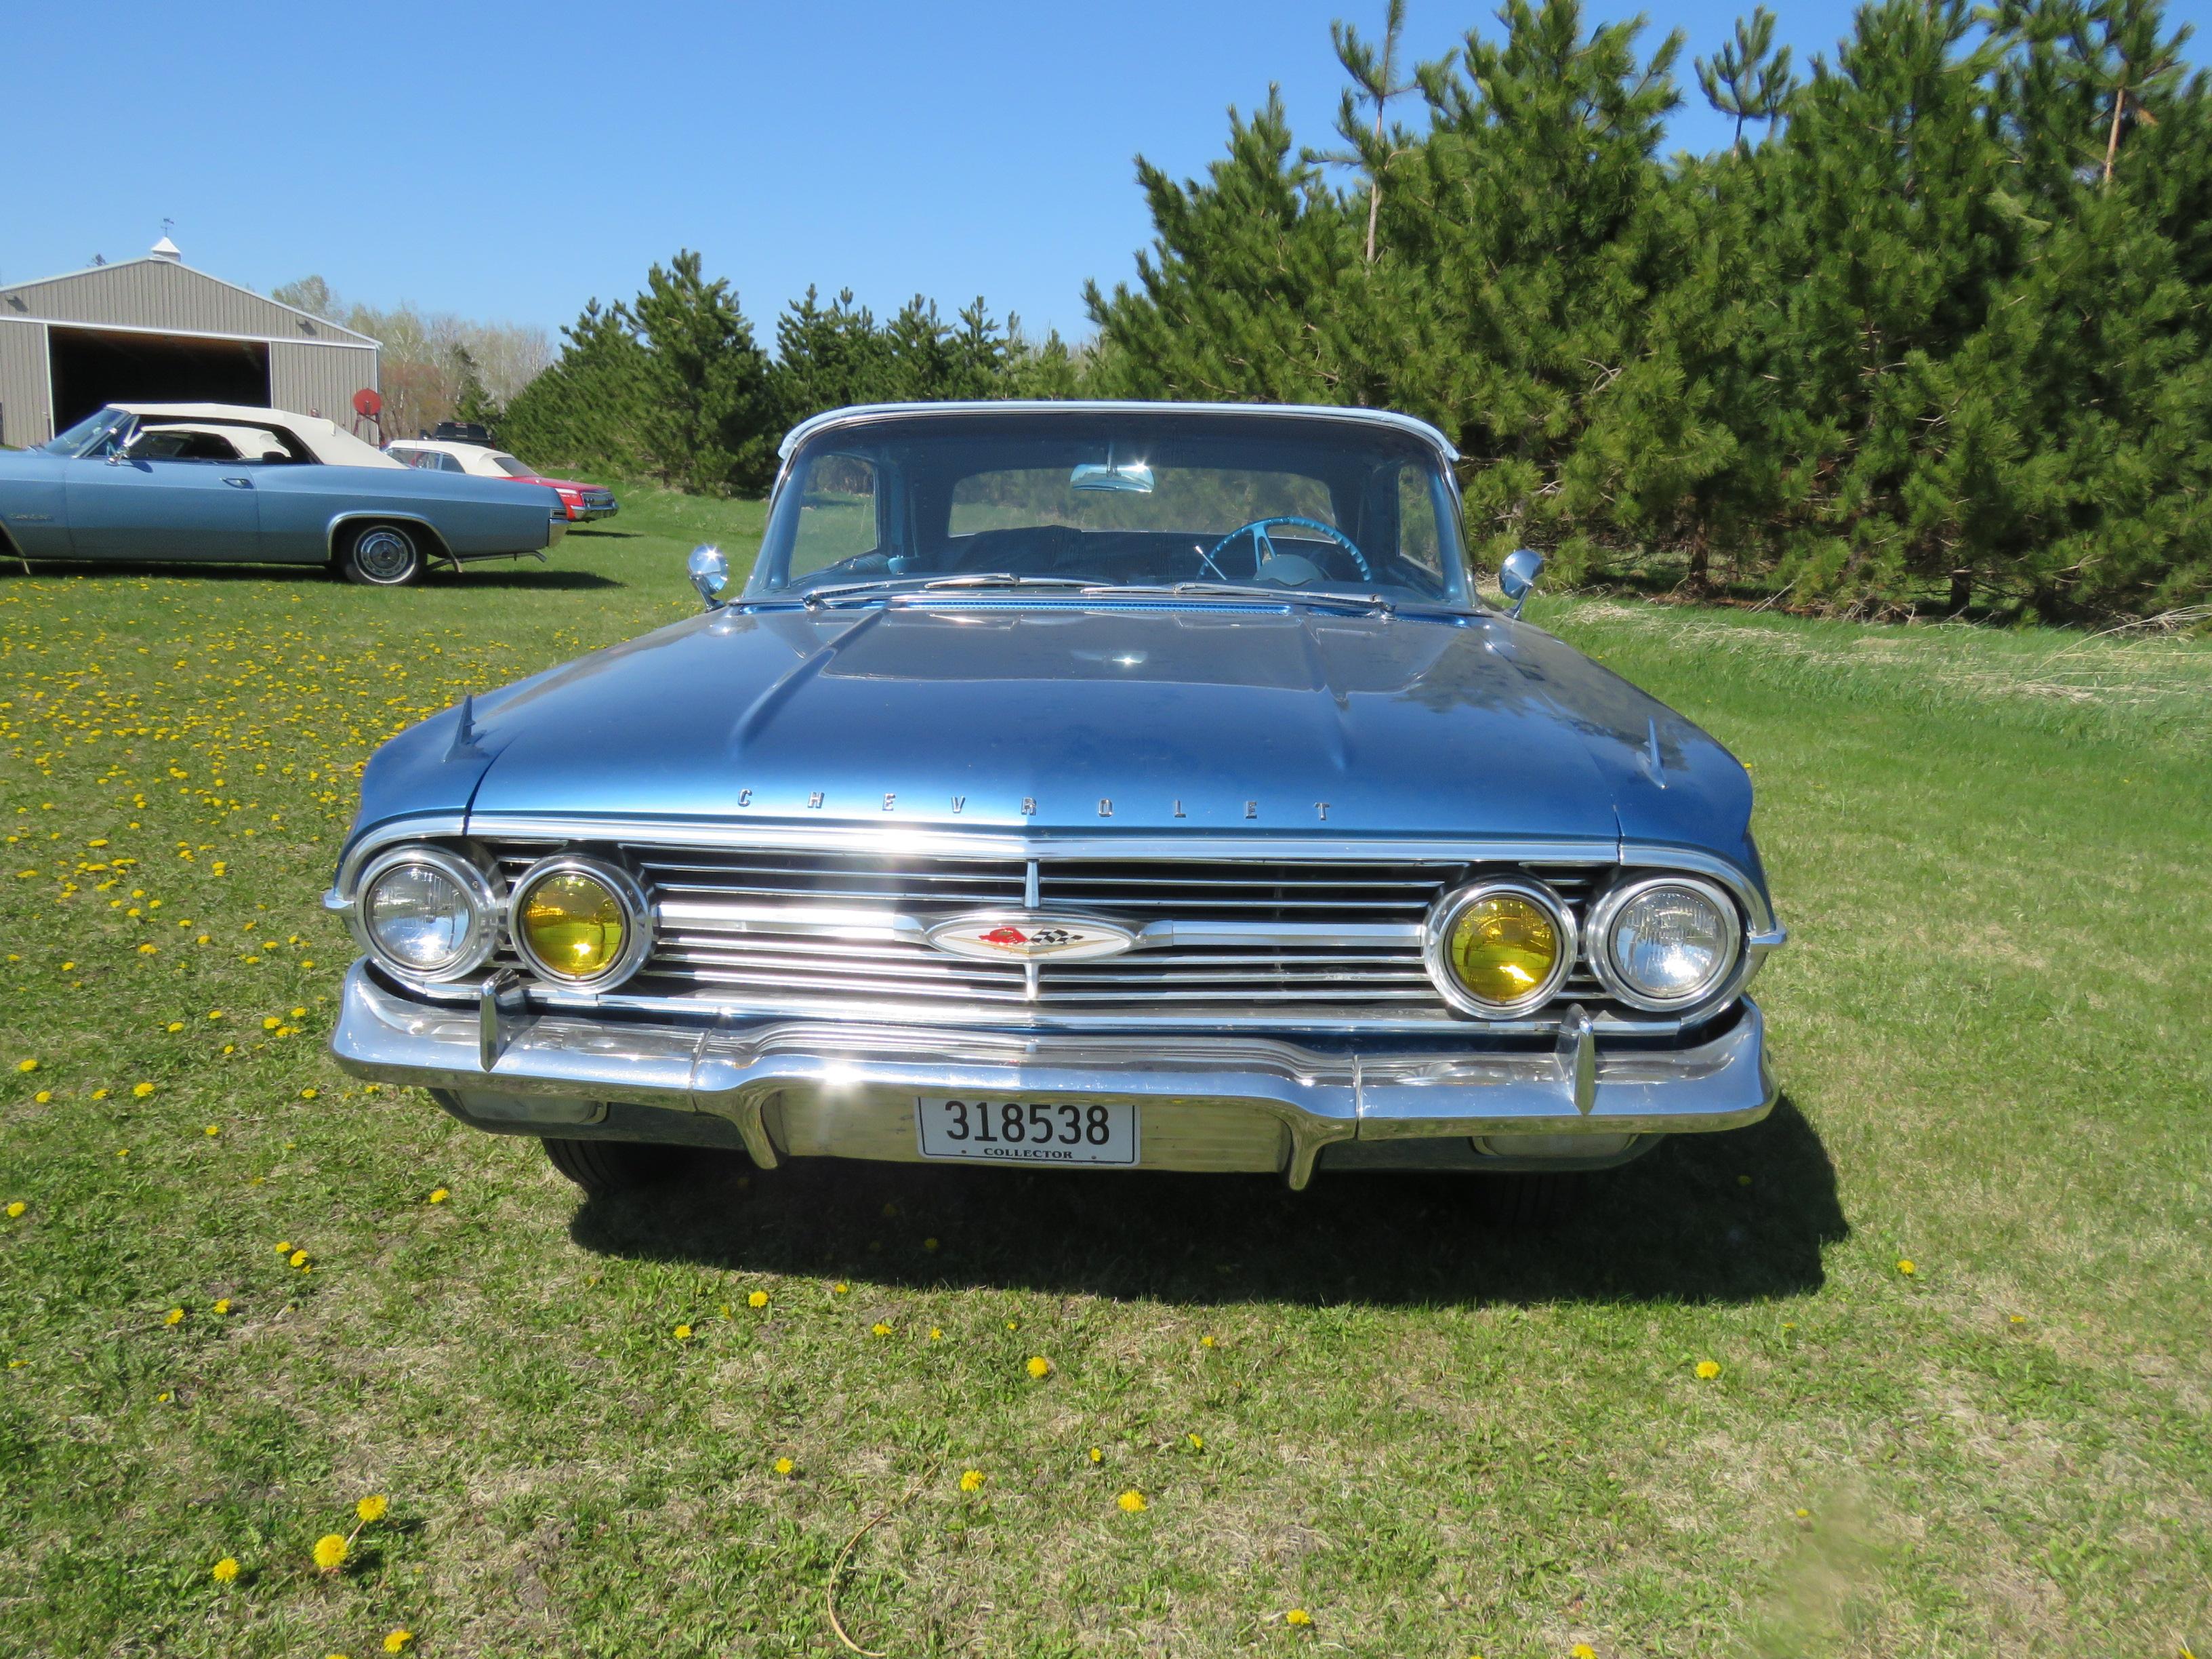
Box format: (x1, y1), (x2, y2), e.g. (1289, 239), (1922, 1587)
(1069, 459), (1153, 493)
(687, 544), (729, 609)
(1498, 548), (1544, 618)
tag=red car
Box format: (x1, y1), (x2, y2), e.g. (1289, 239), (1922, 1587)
(385, 439), (619, 522)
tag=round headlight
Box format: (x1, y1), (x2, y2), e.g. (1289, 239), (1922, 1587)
(511, 859), (649, 986)
(353, 848), (497, 982)
(1594, 878), (1741, 1010)
(1427, 881), (1575, 1017)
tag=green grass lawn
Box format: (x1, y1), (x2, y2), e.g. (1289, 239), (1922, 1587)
(1, 494), (2207, 1658)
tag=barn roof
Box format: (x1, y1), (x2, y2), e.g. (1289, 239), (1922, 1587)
(0, 253), (379, 348)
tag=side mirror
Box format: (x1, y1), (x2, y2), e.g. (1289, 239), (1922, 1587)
(687, 544), (730, 609)
(1498, 548), (1544, 618)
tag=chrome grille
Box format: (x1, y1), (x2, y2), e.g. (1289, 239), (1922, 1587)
(488, 843), (1616, 1023)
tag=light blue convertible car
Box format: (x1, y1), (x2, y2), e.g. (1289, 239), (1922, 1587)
(325, 401), (1785, 1206)
(0, 403), (567, 585)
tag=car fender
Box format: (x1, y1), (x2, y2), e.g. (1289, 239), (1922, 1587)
(325, 510), (456, 566)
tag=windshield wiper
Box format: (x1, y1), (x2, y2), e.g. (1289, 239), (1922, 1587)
(915, 574), (1094, 591)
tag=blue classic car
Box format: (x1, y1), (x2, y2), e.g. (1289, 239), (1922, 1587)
(0, 403), (567, 584)
(326, 402), (1784, 1201)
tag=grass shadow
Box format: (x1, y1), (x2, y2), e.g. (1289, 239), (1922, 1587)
(569, 1094), (1844, 1307)
(0, 558), (621, 591)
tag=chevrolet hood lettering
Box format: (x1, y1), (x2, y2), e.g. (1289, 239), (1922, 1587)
(926, 914), (1138, 962)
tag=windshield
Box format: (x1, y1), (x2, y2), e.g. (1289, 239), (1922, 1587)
(43, 407), (131, 456)
(750, 411), (1469, 605)
(489, 454), (537, 478)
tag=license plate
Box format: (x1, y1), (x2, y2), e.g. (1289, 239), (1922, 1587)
(915, 1097), (1138, 1166)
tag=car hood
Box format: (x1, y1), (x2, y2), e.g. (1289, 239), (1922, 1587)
(441, 601), (1754, 851)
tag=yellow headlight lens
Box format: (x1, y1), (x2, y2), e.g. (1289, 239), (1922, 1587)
(520, 872), (627, 980)
(1446, 893), (1561, 1006)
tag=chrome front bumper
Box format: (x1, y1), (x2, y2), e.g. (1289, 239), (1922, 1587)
(329, 962), (1776, 1188)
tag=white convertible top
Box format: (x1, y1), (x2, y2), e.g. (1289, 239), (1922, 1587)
(120, 403), (403, 469)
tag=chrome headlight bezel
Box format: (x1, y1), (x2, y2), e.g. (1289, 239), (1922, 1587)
(506, 855), (653, 989)
(1586, 874), (1744, 1012)
(349, 845), (501, 985)
(1422, 878), (1578, 1019)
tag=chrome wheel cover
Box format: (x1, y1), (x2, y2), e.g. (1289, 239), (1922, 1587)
(354, 527), (417, 582)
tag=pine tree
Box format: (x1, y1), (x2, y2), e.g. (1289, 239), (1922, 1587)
(1694, 7), (1796, 155)
(1307, 0), (1423, 263)
(627, 251), (779, 493)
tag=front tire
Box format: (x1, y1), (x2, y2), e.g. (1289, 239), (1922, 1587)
(540, 1136), (691, 1196)
(340, 522), (426, 586)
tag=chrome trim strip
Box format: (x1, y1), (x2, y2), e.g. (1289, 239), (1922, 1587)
(1618, 842), (1780, 938)
(775, 399), (1460, 464)
(461, 814), (1625, 869)
(335, 813), (468, 898)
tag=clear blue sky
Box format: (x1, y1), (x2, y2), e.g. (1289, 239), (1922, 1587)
(9, 1), (2211, 346)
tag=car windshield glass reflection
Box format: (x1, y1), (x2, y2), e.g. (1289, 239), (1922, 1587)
(754, 412), (1469, 607)
(44, 407), (131, 456)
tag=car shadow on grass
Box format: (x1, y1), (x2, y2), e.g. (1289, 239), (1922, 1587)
(567, 1094), (1845, 1307)
(0, 559), (621, 590)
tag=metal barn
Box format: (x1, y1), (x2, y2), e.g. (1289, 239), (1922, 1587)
(0, 238), (381, 449)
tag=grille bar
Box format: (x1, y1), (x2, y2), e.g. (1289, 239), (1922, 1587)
(486, 842), (1629, 1025)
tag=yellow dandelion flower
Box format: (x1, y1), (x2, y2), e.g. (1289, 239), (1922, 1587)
(163, 1307), (184, 1326)
(207, 1010), (224, 1020)
(1026, 1355), (1052, 1379)
(1187, 1432), (1204, 1451)
(204, 1124), (220, 1136)
(211, 1556), (239, 1583)
(312, 1532), (348, 1572)
(922, 1236), (939, 1252)
(1088, 1446), (1103, 1464)
(15, 1059), (36, 1074)
(291, 1007), (306, 1019)
(674, 1323), (693, 1340)
(1571, 1647), (1597, 1659)
(300, 1087), (318, 1100)
(1117, 1488), (1147, 1512)
(157, 1390), (173, 1403)
(428, 1187), (449, 1204)
(773, 1456), (795, 1476)
(382, 1632), (413, 1654)
(958, 1469), (986, 1493)
(832, 1282), (848, 1294)
(356, 1494), (388, 1523)
(262, 1017), (281, 1031)
(33, 1091), (51, 1105)
(132, 1082), (155, 1098)
(275, 1240), (292, 1254)
(1200, 1334), (1216, 1349)
(165, 1021), (184, 1033)
(1896, 1258), (1917, 1276)
(1286, 1608), (1313, 1627)
(212, 1298), (230, 1315)
(92, 1088), (109, 1100)
(136, 943), (158, 956)
(5, 1202), (23, 1219)
(928, 1327), (943, 1340)
(872, 1322), (894, 1338)
(1695, 1359), (1721, 1380)
(289, 1250), (308, 1269)
(747, 1290), (769, 1309)
(1005, 1319), (1018, 1330)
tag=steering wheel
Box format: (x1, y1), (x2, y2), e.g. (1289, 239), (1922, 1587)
(1204, 516), (1372, 583)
